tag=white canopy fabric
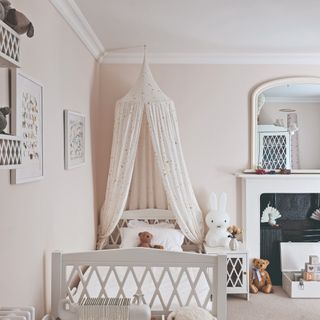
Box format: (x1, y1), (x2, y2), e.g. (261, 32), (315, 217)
(97, 59), (204, 249)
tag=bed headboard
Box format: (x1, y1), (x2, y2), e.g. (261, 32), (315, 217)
(107, 209), (197, 251)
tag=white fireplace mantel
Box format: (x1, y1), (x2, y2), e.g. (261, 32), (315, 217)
(237, 173), (320, 259)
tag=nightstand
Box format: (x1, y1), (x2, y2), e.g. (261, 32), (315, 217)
(204, 243), (249, 300)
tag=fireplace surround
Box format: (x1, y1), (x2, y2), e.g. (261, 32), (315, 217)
(238, 173), (320, 259)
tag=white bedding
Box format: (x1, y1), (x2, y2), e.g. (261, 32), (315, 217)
(120, 227), (185, 252)
(71, 265), (212, 311)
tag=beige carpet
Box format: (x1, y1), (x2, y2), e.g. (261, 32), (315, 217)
(227, 286), (320, 320)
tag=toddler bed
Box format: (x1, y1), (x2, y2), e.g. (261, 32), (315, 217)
(51, 210), (227, 320)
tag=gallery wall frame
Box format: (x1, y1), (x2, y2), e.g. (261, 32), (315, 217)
(10, 69), (44, 184)
(64, 110), (85, 170)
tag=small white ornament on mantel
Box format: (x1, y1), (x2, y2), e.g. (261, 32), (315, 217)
(205, 192), (231, 248)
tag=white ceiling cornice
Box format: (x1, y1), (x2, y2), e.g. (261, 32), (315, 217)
(49, 0), (105, 59)
(48, 0), (320, 65)
(102, 52), (320, 64)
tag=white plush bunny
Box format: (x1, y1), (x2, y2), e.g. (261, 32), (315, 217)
(167, 306), (216, 320)
(57, 299), (79, 320)
(205, 192), (231, 248)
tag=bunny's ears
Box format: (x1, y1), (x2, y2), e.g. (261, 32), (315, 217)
(209, 192), (227, 212)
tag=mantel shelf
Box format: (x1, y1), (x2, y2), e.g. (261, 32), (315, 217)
(236, 172), (320, 179)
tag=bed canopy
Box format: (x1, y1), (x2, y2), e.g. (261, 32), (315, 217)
(97, 57), (204, 249)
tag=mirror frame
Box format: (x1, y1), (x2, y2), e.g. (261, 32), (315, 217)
(250, 76), (320, 173)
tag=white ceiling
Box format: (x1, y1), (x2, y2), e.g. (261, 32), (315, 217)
(74, 0), (320, 55)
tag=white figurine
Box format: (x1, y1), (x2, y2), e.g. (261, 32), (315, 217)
(261, 202), (281, 227)
(311, 208), (320, 221)
(205, 192), (231, 248)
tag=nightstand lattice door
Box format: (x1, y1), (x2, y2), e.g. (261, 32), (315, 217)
(226, 255), (247, 293)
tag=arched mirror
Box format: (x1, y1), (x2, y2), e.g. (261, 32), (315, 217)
(251, 77), (320, 173)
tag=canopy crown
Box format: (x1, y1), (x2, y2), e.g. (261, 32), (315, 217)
(118, 57), (172, 104)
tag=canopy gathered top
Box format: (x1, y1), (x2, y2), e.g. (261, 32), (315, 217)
(97, 57), (204, 249)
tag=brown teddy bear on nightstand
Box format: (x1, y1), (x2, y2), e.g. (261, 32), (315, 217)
(249, 258), (273, 294)
(138, 231), (164, 249)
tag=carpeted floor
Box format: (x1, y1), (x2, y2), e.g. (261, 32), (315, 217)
(227, 286), (320, 320)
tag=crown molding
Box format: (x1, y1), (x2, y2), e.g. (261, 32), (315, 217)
(49, 0), (104, 59)
(46, 1), (320, 65)
(102, 52), (320, 65)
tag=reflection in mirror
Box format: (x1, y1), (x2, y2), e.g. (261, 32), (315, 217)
(254, 80), (320, 170)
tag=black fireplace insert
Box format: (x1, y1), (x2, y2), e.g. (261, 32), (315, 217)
(260, 193), (320, 285)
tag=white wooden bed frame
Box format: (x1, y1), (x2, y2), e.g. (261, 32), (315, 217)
(51, 209), (227, 320)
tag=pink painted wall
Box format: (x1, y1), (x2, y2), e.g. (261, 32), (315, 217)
(0, 0), (99, 318)
(2, 2), (320, 317)
(98, 64), (320, 225)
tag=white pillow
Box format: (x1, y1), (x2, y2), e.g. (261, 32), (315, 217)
(120, 226), (184, 252)
(127, 219), (175, 229)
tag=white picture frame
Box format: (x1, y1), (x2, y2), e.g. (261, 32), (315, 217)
(64, 110), (85, 169)
(10, 69), (44, 184)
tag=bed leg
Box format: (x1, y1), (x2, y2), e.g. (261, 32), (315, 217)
(216, 255), (227, 320)
(51, 251), (63, 320)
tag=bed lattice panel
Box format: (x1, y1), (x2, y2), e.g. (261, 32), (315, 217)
(66, 265), (212, 313)
(52, 249), (227, 319)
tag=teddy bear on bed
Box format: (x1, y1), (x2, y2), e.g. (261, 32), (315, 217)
(138, 231), (164, 250)
(249, 258), (273, 294)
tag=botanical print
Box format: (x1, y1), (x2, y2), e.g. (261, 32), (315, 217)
(69, 118), (84, 161)
(21, 92), (40, 162)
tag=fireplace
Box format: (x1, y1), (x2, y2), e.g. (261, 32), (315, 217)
(260, 193), (320, 284)
(238, 173), (320, 260)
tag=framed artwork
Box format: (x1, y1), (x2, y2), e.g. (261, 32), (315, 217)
(10, 69), (44, 184)
(64, 110), (85, 169)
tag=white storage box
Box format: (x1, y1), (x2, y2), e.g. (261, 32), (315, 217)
(281, 242), (320, 298)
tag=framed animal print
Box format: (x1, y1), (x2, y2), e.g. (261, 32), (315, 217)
(10, 69), (44, 184)
(64, 110), (85, 169)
